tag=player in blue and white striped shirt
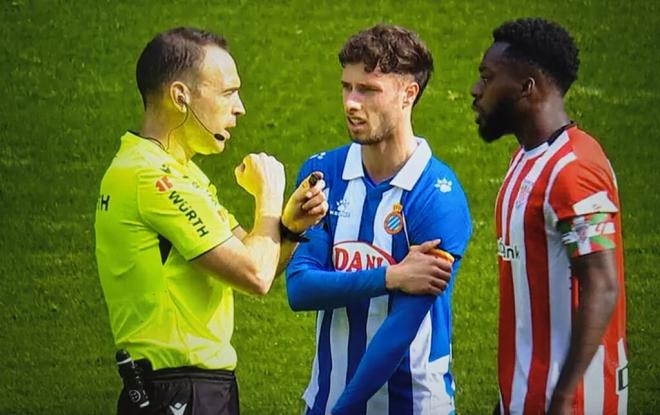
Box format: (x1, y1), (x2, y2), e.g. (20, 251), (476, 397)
(286, 25), (472, 415)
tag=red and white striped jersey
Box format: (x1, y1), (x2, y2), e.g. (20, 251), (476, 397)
(495, 126), (627, 415)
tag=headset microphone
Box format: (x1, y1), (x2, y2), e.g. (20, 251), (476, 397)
(182, 100), (225, 141)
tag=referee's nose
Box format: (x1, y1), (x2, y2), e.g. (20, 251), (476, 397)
(233, 94), (246, 117)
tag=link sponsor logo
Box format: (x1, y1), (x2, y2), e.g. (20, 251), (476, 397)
(497, 237), (519, 261)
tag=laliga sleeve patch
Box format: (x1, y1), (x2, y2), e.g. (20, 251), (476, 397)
(155, 176), (174, 192)
(558, 213), (616, 258)
(572, 191), (618, 216)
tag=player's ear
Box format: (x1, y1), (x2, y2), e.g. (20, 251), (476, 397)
(403, 82), (420, 108)
(170, 81), (189, 112)
(520, 77), (535, 98)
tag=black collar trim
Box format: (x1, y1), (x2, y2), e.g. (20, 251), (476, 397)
(547, 121), (576, 146)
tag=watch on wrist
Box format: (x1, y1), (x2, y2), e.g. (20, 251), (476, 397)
(279, 220), (310, 243)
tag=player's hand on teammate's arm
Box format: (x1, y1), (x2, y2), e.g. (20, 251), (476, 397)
(282, 172), (328, 233)
(234, 152), (286, 217)
(384, 239), (453, 295)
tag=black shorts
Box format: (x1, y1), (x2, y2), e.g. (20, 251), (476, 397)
(117, 361), (239, 415)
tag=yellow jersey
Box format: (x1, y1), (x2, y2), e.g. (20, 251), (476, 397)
(95, 131), (239, 370)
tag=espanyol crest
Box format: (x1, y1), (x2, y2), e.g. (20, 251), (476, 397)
(384, 203), (404, 235)
(333, 241), (396, 272)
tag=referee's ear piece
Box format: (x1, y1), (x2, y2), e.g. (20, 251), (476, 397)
(177, 96), (189, 111)
(172, 81), (190, 111)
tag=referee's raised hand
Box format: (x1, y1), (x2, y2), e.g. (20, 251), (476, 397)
(234, 152), (286, 216)
(282, 171), (328, 234)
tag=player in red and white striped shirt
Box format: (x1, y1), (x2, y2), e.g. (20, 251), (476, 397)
(471, 18), (627, 415)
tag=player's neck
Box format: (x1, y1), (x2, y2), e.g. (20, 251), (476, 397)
(141, 109), (192, 164)
(515, 100), (570, 151)
(362, 123), (417, 184)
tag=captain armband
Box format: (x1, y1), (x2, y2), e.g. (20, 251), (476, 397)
(557, 213), (617, 258)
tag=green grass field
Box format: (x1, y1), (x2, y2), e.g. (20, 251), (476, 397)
(1, 0), (659, 413)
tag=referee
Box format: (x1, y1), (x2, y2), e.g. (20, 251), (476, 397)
(95, 27), (327, 415)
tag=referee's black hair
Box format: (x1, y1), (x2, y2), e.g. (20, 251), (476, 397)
(136, 27), (228, 108)
(493, 18), (579, 95)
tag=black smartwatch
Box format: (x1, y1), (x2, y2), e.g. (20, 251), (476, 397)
(279, 220), (310, 243)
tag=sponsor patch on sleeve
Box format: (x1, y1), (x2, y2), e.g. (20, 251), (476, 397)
(558, 213), (616, 258)
(572, 191), (618, 216)
(155, 175), (174, 192)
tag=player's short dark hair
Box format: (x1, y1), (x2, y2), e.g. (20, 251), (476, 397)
(339, 24), (434, 105)
(493, 18), (579, 95)
(136, 27), (228, 108)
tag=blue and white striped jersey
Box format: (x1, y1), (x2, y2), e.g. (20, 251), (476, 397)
(287, 138), (472, 415)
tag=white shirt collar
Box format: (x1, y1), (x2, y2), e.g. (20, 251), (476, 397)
(342, 141), (365, 181)
(523, 141), (549, 158)
(523, 130), (570, 158)
(342, 137), (432, 191)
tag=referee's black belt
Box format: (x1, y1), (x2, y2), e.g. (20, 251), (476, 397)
(135, 359), (236, 382)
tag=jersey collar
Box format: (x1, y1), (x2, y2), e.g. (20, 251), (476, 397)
(342, 137), (432, 191)
(523, 122), (576, 158)
(123, 130), (187, 167)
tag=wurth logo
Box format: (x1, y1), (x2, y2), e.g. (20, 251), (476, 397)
(167, 191), (209, 237)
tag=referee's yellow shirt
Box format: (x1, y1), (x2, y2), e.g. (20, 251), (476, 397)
(95, 131), (239, 370)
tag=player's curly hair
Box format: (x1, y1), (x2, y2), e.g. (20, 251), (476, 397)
(339, 24), (434, 105)
(136, 27), (228, 108)
(493, 18), (579, 95)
